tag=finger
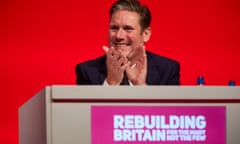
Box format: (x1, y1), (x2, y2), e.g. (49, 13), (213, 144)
(116, 56), (128, 68)
(138, 54), (147, 69)
(102, 45), (109, 53)
(132, 54), (147, 70)
(120, 60), (131, 70)
(130, 63), (136, 69)
(142, 45), (146, 56)
(127, 44), (146, 60)
(141, 54), (147, 69)
(107, 51), (124, 69)
(139, 44), (146, 56)
(106, 46), (118, 58)
(103, 46), (115, 59)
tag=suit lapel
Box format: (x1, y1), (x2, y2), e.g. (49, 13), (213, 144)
(146, 52), (160, 85)
(98, 56), (107, 84)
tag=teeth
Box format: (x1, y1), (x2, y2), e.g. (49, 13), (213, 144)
(115, 43), (129, 47)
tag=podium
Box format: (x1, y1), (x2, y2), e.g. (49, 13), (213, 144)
(19, 86), (240, 144)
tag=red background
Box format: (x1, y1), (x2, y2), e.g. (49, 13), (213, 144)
(0, 0), (239, 143)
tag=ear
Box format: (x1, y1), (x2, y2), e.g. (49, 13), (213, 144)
(143, 27), (151, 42)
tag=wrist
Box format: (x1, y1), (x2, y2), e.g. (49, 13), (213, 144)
(106, 78), (120, 85)
(132, 80), (147, 85)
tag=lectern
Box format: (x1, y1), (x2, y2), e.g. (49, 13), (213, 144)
(19, 86), (240, 144)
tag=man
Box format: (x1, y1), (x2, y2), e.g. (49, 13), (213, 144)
(76, 0), (180, 85)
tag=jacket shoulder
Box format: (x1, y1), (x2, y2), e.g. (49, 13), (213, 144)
(147, 51), (179, 65)
(75, 55), (106, 84)
(76, 55), (106, 67)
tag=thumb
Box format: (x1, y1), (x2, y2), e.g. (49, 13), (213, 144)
(102, 45), (109, 53)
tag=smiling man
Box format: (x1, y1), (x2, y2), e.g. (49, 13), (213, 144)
(76, 0), (180, 85)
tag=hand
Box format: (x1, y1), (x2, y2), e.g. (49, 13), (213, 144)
(103, 46), (130, 85)
(126, 45), (147, 85)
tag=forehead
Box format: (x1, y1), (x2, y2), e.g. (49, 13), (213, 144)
(110, 10), (141, 27)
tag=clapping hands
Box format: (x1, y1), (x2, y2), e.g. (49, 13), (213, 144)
(103, 44), (147, 85)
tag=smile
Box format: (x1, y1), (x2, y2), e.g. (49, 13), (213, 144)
(113, 43), (130, 48)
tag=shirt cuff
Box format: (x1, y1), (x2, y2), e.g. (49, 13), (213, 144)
(103, 79), (110, 86)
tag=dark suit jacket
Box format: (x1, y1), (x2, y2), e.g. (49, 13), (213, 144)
(76, 51), (180, 85)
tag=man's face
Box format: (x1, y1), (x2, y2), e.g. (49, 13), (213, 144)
(108, 10), (151, 58)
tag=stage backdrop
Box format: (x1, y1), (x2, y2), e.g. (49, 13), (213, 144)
(0, 0), (239, 143)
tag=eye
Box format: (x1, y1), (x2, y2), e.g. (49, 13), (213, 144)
(110, 25), (119, 31)
(123, 26), (134, 32)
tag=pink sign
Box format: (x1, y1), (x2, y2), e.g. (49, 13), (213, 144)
(91, 106), (225, 144)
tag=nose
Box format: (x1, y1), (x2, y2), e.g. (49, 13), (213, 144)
(115, 29), (124, 40)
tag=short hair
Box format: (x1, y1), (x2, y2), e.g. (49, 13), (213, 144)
(110, 0), (151, 31)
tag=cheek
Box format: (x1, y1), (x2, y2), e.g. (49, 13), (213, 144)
(108, 31), (112, 38)
(108, 32), (113, 43)
(128, 32), (144, 42)
(129, 35), (144, 47)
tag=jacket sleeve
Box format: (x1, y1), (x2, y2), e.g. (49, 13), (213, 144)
(75, 63), (90, 85)
(167, 61), (180, 85)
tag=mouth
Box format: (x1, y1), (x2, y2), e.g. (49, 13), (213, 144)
(113, 43), (131, 48)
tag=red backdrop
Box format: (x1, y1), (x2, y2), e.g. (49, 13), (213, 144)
(0, 0), (239, 143)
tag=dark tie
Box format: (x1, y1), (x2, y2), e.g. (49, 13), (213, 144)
(120, 72), (129, 85)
